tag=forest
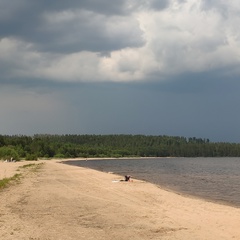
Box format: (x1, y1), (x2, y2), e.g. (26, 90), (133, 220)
(0, 134), (240, 161)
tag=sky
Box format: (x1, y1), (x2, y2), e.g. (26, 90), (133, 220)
(1, 0), (240, 143)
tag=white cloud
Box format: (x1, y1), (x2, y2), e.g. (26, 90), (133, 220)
(135, 0), (240, 74)
(40, 51), (101, 82)
(1, 0), (240, 84)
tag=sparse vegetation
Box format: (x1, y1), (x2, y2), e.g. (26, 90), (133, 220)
(0, 174), (22, 189)
(19, 163), (44, 172)
(0, 163), (44, 191)
(19, 163), (37, 168)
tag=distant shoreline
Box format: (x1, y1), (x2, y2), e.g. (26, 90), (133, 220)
(49, 156), (175, 161)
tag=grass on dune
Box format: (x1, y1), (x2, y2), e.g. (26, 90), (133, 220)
(0, 173), (22, 189)
(19, 163), (44, 172)
(0, 162), (44, 190)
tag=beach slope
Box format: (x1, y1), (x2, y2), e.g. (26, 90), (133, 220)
(0, 160), (240, 240)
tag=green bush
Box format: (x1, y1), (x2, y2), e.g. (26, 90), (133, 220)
(25, 153), (38, 161)
(54, 153), (65, 159)
(0, 146), (19, 160)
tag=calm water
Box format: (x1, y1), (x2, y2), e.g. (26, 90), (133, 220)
(64, 157), (240, 207)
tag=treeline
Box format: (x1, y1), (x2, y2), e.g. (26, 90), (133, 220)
(0, 134), (240, 160)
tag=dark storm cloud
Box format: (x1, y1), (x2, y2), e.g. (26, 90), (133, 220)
(0, 0), (145, 53)
(39, 10), (144, 53)
(149, 0), (169, 10)
(37, 0), (129, 15)
(0, 0), (128, 21)
(46, 75), (240, 143)
(1, 0), (240, 143)
(200, 0), (233, 18)
(1, 0), (239, 83)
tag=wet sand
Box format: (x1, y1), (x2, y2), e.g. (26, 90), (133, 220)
(0, 159), (240, 240)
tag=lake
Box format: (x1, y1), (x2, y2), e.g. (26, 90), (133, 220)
(63, 157), (240, 207)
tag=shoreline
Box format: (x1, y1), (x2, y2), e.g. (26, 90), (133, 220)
(1, 158), (239, 210)
(60, 157), (240, 209)
(2, 157), (239, 208)
(0, 159), (240, 239)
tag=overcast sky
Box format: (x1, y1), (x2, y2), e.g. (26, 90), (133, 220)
(1, 0), (240, 142)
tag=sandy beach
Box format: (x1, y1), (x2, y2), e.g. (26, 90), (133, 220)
(0, 159), (240, 240)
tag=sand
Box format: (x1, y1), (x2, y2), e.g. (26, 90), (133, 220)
(0, 159), (240, 240)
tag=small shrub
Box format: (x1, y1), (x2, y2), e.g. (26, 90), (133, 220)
(25, 154), (38, 161)
(54, 153), (65, 159)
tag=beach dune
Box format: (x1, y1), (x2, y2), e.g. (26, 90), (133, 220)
(0, 160), (240, 240)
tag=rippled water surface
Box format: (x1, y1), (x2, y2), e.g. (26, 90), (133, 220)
(64, 157), (240, 207)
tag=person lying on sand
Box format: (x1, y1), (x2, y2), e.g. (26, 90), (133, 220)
(124, 175), (131, 181)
